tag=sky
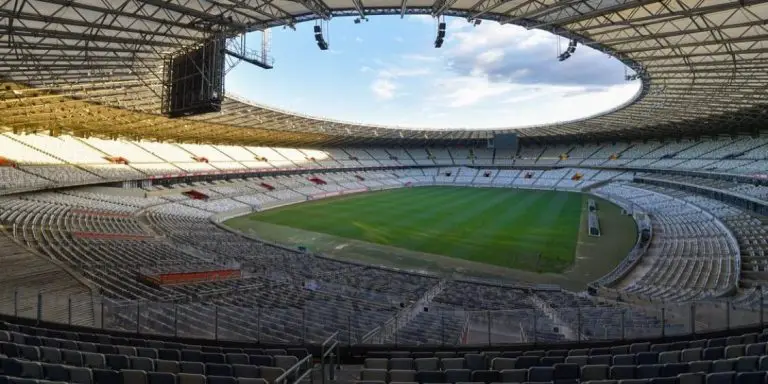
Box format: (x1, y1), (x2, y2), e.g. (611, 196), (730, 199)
(225, 15), (641, 130)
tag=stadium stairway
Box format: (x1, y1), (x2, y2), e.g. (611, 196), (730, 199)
(363, 280), (449, 343)
(402, 149), (419, 165)
(0, 232), (95, 326)
(326, 364), (362, 384)
(133, 215), (166, 238)
(72, 138), (149, 177)
(446, 150), (456, 165)
(530, 294), (582, 340)
(490, 170), (501, 184)
(531, 171), (547, 185)
(579, 146), (604, 164)
(3, 134), (62, 164)
(402, 280), (447, 329)
(470, 170), (483, 184)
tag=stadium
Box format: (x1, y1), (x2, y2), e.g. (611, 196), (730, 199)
(1, 0), (768, 383)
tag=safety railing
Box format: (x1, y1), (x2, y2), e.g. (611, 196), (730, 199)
(2, 287), (767, 346)
(275, 353), (314, 384)
(320, 332), (339, 384)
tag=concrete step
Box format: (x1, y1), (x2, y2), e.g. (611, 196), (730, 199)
(326, 364), (362, 384)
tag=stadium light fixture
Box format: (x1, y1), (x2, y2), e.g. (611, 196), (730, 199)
(434, 19), (446, 48)
(558, 39), (577, 62)
(314, 24), (329, 50)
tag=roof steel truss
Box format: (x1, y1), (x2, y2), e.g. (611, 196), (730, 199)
(1, 0), (767, 146)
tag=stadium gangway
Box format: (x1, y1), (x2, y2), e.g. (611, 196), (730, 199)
(320, 331), (339, 384)
(275, 353), (314, 384)
(361, 323), (383, 344)
(588, 192), (652, 289)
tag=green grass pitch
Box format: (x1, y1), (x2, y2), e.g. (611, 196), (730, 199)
(229, 186), (586, 273)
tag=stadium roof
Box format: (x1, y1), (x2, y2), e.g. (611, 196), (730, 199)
(1, 0), (767, 146)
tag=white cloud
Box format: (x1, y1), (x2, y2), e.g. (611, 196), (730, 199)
(448, 22), (553, 55)
(378, 67), (431, 79)
(408, 15), (434, 24)
(360, 66), (372, 73)
(412, 79), (639, 128)
(394, 36), (404, 43)
(429, 74), (517, 108)
(442, 19), (628, 87)
(401, 53), (440, 63)
(371, 78), (397, 100)
(365, 19), (638, 126)
(476, 49), (504, 66)
(355, 36), (363, 43)
(367, 61), (431, 100)
(447, 18), (472, 31)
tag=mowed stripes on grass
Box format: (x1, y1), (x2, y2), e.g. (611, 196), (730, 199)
(232, 186), (584, 273)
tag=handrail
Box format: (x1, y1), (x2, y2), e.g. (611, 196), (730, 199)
(292, 362), (314, 384)
(321, 331), (339, 384)
(321, 331), (338, 351)
(361, 325), (381, 344)
(275, 353), (313, 384)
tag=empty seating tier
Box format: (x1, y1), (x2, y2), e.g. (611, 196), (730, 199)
(3, 134), (768, 351)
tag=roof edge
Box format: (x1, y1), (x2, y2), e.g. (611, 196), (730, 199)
(224, 9), (651, 135)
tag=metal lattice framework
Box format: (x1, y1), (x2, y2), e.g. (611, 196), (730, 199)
(1, 0), (768, 146)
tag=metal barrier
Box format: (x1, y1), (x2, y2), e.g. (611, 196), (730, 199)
(2, 287), (767, 346)
(321, 331), (339, 384)
(275, 354), (314, 384)
(361, 325), (381, 344)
